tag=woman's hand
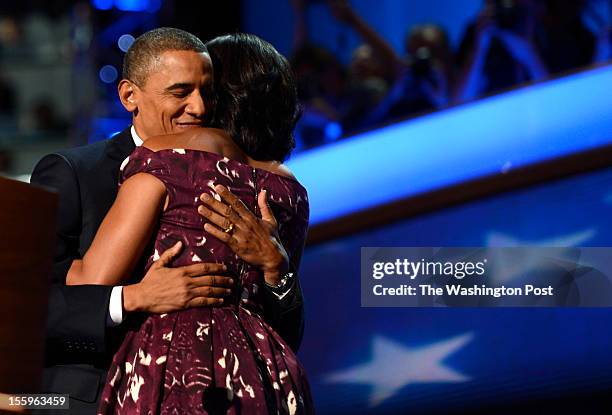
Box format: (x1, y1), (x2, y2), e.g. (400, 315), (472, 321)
(198, 185), (289, 286)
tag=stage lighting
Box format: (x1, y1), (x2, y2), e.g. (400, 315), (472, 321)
(99, 65), (118, 84)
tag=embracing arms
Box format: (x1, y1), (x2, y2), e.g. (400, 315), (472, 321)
(35, 149), (304, 351)
(66, 173), (166, 286)
(199, 184), (306, 351)
(31, 152), (235, 356)
(65, 173), (232, 313)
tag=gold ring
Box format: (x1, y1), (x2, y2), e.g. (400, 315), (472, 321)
(223, 222), (234, 234)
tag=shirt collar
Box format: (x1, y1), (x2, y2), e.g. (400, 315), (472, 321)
(130, 125), (144, 147)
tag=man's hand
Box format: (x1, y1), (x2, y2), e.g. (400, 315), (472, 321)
(198, 185), (289, 286)
(123, 241), (233, 313)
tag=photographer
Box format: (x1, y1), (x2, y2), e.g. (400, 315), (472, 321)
(290, 0), (383, 148)
(365, 24), (454, 125)
(326, 0), (454, 126)
(453, 0), (548, 103)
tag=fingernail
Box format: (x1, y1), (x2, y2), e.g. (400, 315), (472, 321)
(229, 278), (234, 285)
(222, 264), (227, 271)
(215, 184), (224, 192)
(201, 193), (210, 201)
(225, 289), (232, 295)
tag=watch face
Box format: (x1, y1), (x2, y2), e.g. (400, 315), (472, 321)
(266, 272), (293, 290)
(280, 272), (295, 287)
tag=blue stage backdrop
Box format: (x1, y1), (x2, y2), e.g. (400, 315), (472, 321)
(243, 0), (481, 63)
(286, 64), (612, 225)
(242, 0), (610, 65)
(297, 166), (612, 414)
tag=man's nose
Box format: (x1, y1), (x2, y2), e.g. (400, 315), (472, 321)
(186, 92), (205, 118)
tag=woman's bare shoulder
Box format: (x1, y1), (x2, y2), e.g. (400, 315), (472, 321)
(142, 133), (185, 151)
(271, 163), (297, 180)
(144, 130), (296, 180)
(143, 128), (231, 153)
(249, 159), (297, 180)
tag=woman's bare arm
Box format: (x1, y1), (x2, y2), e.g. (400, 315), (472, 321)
(66, 173), (166, 285)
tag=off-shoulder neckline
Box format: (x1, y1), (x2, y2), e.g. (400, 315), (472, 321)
(135, 146), (305, 189)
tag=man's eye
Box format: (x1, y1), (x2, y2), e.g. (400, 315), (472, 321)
(173, 92), (189, 98)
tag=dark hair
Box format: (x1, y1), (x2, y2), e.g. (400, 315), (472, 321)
(206, 33), (300, 162)
(123, 27), (207, 86)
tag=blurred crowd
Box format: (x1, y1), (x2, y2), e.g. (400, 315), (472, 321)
(1, 0), (611, 164)
(290, 0), (612, 150)
(0, 9), (73, 141)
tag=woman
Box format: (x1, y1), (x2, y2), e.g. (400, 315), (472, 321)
(67, 33), (313, 414)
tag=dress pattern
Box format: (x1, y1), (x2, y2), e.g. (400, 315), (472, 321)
(98, 147), (313, 414)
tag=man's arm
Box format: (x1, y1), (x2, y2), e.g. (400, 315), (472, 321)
(31, 154), (113, 354)
(327, 0), (405, 79)
(65, 173), (167, 285)
(260, 270), (305, 352)
(198, 185), (305, 352)
(65, 173), (233, 312)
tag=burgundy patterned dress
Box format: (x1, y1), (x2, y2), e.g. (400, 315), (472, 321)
(97, 147), (313, 414)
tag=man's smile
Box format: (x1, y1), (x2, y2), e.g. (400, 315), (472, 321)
(176, 121), (203, 129)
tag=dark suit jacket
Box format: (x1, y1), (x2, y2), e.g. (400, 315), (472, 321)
(30, 127), (304, 413)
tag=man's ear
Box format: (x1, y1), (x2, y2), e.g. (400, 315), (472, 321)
(118, 79), (138, 113)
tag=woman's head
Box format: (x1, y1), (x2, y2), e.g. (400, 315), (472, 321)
(206, 33), (300, 162)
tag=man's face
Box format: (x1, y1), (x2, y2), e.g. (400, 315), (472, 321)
(130, 50), (213, 140)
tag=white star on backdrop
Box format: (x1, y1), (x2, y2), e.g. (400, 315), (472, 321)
(486, 229), (595, 248)
(485, 229), (595, 285)
(325, 333), (473, 407)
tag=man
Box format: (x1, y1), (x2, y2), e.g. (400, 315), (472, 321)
(30, 27), (303, 414)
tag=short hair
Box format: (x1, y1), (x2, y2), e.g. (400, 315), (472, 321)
(122, 27), (207, 86)
(206, 33), (301, 162)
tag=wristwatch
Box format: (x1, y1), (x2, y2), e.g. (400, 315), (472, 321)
(264, 272), (294, 292)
